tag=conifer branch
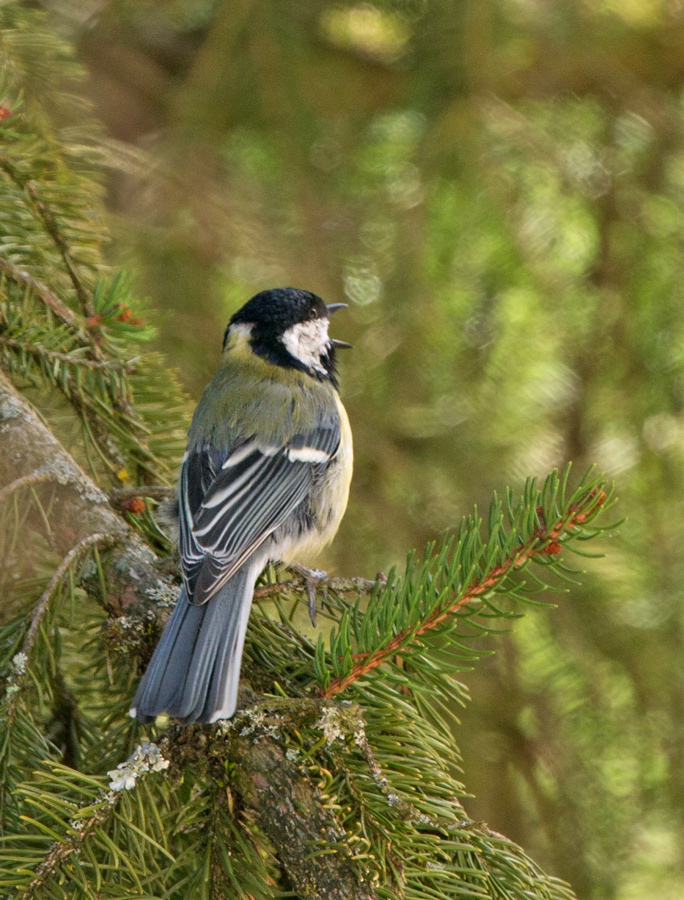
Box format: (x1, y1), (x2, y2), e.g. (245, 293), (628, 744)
(0, 156), (96, 323)
(350, 711), (544, 875)
(23, 533), (116, 658)
(233, 734), (377, 900)
(14, 743), (170, 900)
(323, 485), (608, 698)
(0, 256), (79, 329)
(22, 180), (95, 321)
(0, 269), (185, 479)
(254, 573), (379, 602)
(0, 470), (60, 505)
(16, 797), (113, 900)
(0, 334), (135, 370)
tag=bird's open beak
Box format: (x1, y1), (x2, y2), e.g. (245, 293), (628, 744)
(326, 303), (352, 348)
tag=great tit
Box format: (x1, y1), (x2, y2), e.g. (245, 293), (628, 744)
(131, 287), (353, 725)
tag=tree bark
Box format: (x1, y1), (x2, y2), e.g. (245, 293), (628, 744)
(0, 370), (176, 621)
(234, 734), (377, 900)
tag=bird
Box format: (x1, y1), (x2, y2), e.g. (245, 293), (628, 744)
(130, 287), (353, 725)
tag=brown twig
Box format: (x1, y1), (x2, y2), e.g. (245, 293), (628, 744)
(0, 256), (79, 328)
(0, 157), (97, 324)
(323, 490), (607, 698)
(0, 470), (61, 505)
(110, 485), (175, 502)
(254, 573), (379, 602)
(22, 533), (116, 658)
(22, 180), (95, 321)
(0, 335), (136, 371)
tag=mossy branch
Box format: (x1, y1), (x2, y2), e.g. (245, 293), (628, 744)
(233, 733), (377, 900)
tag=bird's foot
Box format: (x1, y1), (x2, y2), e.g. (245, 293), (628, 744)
(289, 563), (327, 627)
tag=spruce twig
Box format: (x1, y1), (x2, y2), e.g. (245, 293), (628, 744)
(0, 256), (80, 328)
(23, 180), (95, 321)
(0, 334), (136, 371)
(22, 533), (116, 657)
(323, 481), (608, 698)
(254, 573), (379, 601)
(0, 156), (96, 324)
(15, 742), (171, 900)
(0, 470), (59, 505)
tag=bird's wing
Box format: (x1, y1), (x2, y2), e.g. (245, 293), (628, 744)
(179, 416), (340, 606)
(178, 444), (223, 598)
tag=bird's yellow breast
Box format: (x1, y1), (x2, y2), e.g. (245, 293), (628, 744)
(280, 391), (353, 563)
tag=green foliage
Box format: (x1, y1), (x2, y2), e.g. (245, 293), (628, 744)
(319, 470), (608, 700)
(0, 3), (643, 900)
(64, 2), (684, 896)
(0, 11), (187, 491)
(0, 47), (611, 891)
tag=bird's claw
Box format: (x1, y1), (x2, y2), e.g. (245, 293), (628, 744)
(290, 564), (327, 627)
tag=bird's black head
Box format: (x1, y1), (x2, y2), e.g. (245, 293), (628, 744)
(223, 287), (350, 385)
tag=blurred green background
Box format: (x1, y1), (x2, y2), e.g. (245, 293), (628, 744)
(46, 1), (684, 897)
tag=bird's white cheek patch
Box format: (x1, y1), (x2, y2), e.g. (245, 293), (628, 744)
(280, 319), (330, 373)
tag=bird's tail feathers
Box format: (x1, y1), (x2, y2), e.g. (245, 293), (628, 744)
(130, 561), (259, 725)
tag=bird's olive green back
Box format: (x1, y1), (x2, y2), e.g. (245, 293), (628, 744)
(186, 329), (339, 450)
